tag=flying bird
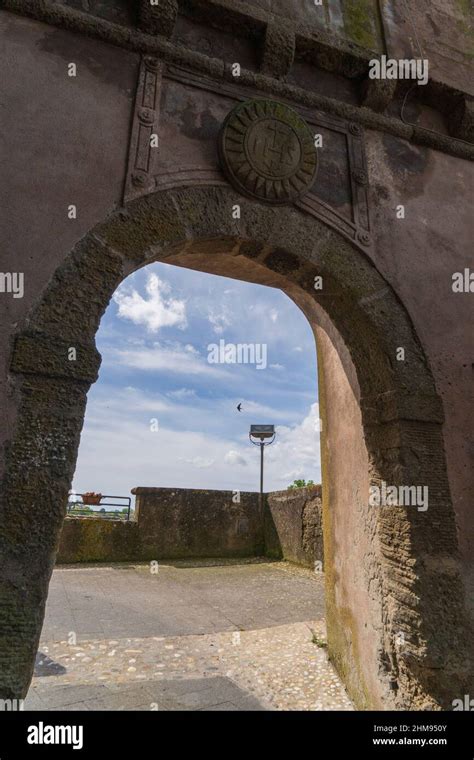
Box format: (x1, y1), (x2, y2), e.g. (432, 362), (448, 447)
(237, 403), (243, 412)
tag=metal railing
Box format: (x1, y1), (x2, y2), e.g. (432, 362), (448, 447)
(67, 493), (132, 521)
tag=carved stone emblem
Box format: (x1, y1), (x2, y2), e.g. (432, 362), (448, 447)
(219, 99), (318, 204)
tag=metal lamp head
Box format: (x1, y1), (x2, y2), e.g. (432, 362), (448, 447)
(250, 424), (275, 440)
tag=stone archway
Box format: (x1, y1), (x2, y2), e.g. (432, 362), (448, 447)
(1, 185), (471, 709)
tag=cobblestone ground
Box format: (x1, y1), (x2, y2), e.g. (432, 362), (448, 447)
(24, 560), (353, 711)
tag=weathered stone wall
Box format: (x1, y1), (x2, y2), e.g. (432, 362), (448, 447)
(56, 486), (324, 565)
(1, 10), (471, 556)
(132, 487), (264, 559)
(57, 516), (140, 563)
(1, 2), (472, 709)
(50, 0), (473, 92)
(264, 486), (323, 567)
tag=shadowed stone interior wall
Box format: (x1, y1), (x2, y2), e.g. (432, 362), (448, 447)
(56, 486), (323, 565)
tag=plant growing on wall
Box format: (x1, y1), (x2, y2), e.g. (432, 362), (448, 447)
(287, 479), (315, 489)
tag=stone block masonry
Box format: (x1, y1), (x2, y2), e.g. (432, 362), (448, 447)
(2, 1), (471, 708)
(56, 486), (322, 567)
(265, 486), (323, 568)
(133, 487), (264, 560)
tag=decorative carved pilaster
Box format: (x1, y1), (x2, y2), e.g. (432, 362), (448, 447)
(124, 56), (164, 203)
(348, 123), (370, 242)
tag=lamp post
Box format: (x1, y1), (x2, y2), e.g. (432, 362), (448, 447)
(249, 425), (276, 510)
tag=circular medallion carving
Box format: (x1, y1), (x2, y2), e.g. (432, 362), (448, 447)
(219, 99), (318, 204)
(144, 56), (159, 72)
(131, 170), (147, 187)
(349, 122), (362, 136)
(138, 107), (155, 125)
(353, 168), (368, 186)
(357, 230), (371, 246)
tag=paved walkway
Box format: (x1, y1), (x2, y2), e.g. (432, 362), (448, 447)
(25, 559), (353, 711)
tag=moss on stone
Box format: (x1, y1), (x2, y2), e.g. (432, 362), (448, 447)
(455, 0), (474, 54)
(342, 0), (380, 52)
(58, 518), (140, 564)
(97, 194), (188, 261)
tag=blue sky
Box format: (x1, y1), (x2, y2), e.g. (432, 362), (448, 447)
(72, 262), (321, 499)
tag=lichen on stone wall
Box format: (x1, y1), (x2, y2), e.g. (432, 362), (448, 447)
(342, 0), (382, 52)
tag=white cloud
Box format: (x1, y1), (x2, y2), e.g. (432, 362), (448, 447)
(266, 403), (321, 488)
(167, 388), (197, 400)
(229, 398), (294, 422)
(179, 456), (215, 469)
(72, 398), (320, 497)
(74, 262), (321, 498)
(119, 386), (170, 413)
(113, 273), (187, 332)
(110, 342), (228, 377)
(208, 309), (231, 335)
(224, 450), (248, 467)
(269, 363), (285, 370)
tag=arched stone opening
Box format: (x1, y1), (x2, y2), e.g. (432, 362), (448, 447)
(1, 185), (470, 709)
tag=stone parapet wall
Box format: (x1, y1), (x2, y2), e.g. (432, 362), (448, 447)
(56, 486), (322, 566)
(264, 485), (323, 568)
(132, 487), (264, 559)
(57, 516), (140, 564)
